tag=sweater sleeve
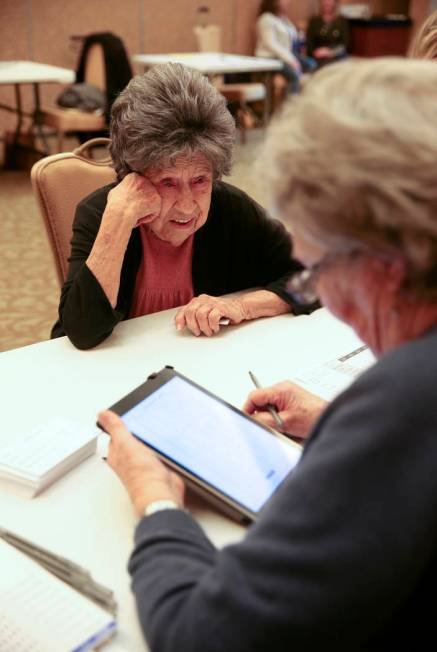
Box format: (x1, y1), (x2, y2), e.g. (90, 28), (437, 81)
(340, 17), (350, 51)
(226, 186), (318, 315)
(128, 338), (437, 651)
(305, 17), (318, 57)
(51, 186), (128, 350)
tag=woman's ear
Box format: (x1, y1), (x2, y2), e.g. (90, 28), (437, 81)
(386, 256), (408, 293)
(367, 255), (406, 293)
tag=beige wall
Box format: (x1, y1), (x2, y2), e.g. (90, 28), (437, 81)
(0, 0), (432, 145)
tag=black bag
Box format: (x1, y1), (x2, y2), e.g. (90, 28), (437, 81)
(56, 83), (106, 113)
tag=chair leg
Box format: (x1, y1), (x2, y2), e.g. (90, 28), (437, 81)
(236, 102), (249, 145)
(240, 123), (246, 144)
(57, 130), (63, 153)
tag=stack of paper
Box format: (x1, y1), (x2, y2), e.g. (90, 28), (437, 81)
(0, 417), (98, 498)
(0, 537), (116, 652)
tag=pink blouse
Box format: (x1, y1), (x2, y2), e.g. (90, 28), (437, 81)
(129, 227), (194, 318)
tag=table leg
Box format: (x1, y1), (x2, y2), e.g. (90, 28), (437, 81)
(32, 83), (50, 155)
(12, 84), (24, 146)
(263, 72), (274, 125)
(0, 83), (47, 168)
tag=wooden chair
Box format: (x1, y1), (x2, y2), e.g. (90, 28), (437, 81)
(39, 43), (107, 153)
(194, 25), (266, 143)
(30, 138), (115, 286)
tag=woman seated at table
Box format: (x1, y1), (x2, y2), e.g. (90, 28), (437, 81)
(306, 0), (349, 67)
(52, 63), (307, 350)
(100, 58), (437, 649)
(255, 0), (316, 94)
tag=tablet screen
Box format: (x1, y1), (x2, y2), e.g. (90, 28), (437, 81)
(121, 376), (301, 514)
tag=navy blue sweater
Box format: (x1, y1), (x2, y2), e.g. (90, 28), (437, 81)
(128, 326), (437, 651)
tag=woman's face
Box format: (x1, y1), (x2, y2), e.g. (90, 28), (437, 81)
(291, 229), (405, 355)
(319, 0), (336, 13)
(144, 153), (213, 247)
(276, 0), (291, 14)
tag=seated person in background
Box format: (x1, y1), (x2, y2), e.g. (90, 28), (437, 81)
(100, 58), (437, 650)
(408, 9), (437, 59)
(255, 0), (316, 94)
(306, 0), (349, 67)
(52, 63), (308, 350)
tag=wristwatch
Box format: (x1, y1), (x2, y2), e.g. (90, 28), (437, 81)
(143, 499), (182, 517)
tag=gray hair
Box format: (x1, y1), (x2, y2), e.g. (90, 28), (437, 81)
(264, 57), (437, 298)
(109, 63), (235, 180)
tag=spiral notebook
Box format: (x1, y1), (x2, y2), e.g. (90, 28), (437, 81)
(0, 538), (116, 652)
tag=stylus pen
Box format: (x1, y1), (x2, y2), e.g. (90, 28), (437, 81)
(248, 371), (285, 430)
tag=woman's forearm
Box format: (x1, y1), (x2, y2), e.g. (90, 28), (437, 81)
(239, 290), (292, 320)
(86, 208), (133, 308)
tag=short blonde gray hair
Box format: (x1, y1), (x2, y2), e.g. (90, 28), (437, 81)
(110, 63), (235, 180)
(408, 10), (437, 60)
(265, 57), (437, 298)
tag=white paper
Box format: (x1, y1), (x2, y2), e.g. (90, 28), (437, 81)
(0, 540), (115, 652)
(293, 345), (376, 401)
(0, 417), (97, 479)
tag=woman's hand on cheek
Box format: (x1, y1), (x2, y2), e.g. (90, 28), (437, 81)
(174, 295), (248, 337)
(106, 173), (162, 231)
(98, 410), (185, 517)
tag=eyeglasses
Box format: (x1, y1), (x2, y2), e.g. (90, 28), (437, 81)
(286, 252), (339, 306)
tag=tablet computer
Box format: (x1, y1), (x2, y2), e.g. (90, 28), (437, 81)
(101, 366), (302, 522)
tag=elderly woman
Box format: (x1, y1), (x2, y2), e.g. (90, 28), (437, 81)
(306, 0), (349, 67)
(255, 0), (316, 94)
(52, 63), (304, 350)
(99, 58), (437, 649)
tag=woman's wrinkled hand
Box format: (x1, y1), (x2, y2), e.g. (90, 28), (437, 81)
(174, 294), (248, 337)
(98, 410), (185, 517)
(242, 381), (327, 439)
(106, 172), (162, 230)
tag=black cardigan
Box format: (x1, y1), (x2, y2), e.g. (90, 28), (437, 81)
(52, 181), (307, 349)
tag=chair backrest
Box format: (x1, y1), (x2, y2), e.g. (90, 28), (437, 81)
(30, 138), (116, 287)
(84, 42), (106, 91)
(194, 25), (222, 52)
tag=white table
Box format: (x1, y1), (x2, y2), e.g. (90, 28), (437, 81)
(0, 307), (363, 651)
(133, 52), (283, 120)
(132, 52), (282, 76)
(0, 61), (75, 159)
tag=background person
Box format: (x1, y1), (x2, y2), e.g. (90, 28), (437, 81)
(408, 9), (437, 59)
(306, 0), (349, 67)
(52, 63), (308, 350)
(100, 58), (437, 650)
(255, 0), (316, 94)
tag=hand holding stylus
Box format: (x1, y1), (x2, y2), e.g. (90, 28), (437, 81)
(243, 379), (327, 439)
(248, 372), (285, 429)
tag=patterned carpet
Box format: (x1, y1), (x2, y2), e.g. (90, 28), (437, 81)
(0, 129), (268, 352)
(0, 170), (59, 352)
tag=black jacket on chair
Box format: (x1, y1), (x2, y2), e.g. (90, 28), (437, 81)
(76, 31), (133, 123)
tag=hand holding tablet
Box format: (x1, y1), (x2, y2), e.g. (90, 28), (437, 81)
(98, 367), (302, 522)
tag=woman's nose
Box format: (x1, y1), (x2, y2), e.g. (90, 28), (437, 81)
(176, 186), (195, 213)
